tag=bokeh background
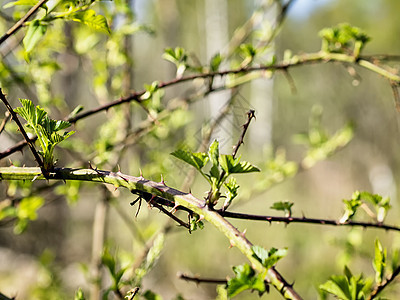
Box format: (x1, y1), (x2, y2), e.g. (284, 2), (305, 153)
(1, 0), (400, 299)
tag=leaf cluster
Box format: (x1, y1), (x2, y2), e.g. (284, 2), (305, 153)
(14, 99), (74, 171)
(171, 140), (259, 208)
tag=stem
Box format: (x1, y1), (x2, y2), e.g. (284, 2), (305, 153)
(0, 166), (302, 300)
(0, 0), (48, 45)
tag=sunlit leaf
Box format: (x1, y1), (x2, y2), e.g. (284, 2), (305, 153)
(70, 9), (110, 34)
(23, 19), (47, 54)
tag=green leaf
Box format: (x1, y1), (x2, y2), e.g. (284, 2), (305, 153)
(171, 149), (209, 171)
(14, 196), (44, 234)
(223, 177), (239, 209)
(251, 246), (287, 269)
(210, 53), (222, 71)
(340, 191), (363, 223)
(219, 155), (260, 174)
(23, 19), (47, 54)
(319, 266), (372, 300)
(70, 10), (110, 34)
(208, 140), (219, 167)
(142, 290), (162, 300)
(101, 249), (116, 275)
(373, 239), (386, 284)
(227, 264), (266, 298)
(3, 0), (42, 9)
(270, 201), (294, 217)
(74, 288), (86, 300)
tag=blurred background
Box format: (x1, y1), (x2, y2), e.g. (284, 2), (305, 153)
(1, 0), (400, 299)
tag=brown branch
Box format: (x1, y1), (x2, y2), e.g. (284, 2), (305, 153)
(368, 264), (400, 300)
(0, 89), (44, 170)
(0, 0), (48, 46)
(0, 111), (10, 134)
(219, 210), (400, 232)
(3, 50), (400, 160)
(232, 109), (256, 158)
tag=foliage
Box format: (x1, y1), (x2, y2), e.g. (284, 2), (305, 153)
(14, 98), (74, 171)
(1, 1), (400, 300)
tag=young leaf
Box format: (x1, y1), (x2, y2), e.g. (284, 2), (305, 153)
(373, 239), (386, 284)
(70, 10), (110, 34)
(219, 155), (260, 175)
(227, 264), (266, 298)
(251, 245), (287, 269)
(4, 0), (40, 8)
(319, 266), (372, 300)
(171, 149), (209, 171)
(23, 19), (47, 54)
(74, 288), (86, 300)
(270, 201), (294, 217)
(210, 53), (222, 72)
(339, 191), (362, 223)
(223, 177), (239, 210)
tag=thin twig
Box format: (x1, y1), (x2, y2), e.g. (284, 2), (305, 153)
(0, 89), (44, 170)
(232, 109), (256, 158)
(219, 210), (400, 232)
(0, 0), (48, 46)
(0, 111), (10, 134)
(178, 272), (228, 285)
(368, 264), (400, 299)
(3, 50), (400, 160)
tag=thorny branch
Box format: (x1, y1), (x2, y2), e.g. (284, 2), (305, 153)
(2, 50), (400, 161)
(219, 210), (400, 232)
(0, 166), (303, 299)
(368, 264), (400, 300)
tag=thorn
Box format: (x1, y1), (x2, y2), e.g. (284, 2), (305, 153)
(160, 174), (166, 185)
(229, 240), (235, 249)
(240, 229), (247, 238)
(32, 175), (38, 182)
(88, 161), (93, 169)
(8, 159), (13, 166)
(117, 164), (121, 172)
(117, 173), (129, 182)
(139, 168), (144, 178)
(169, 204), (179, 214)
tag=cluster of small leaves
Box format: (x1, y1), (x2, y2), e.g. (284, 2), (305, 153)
(225, 246), (287, 297)
(319, 23), (371, 57)
(0, 195), (44, 234)
(319, 266), (373, 300)
(270, 201), (294, 217)
(320, 239), (399, 299)
(340, 191), (391, 223)
(226, 264), (267, 298)
(171, 140), (259, 208)
(293, 105), (354, 169)
(4, 0), (110, 57)
(14, 99), (74, 171)
(163, 47), (189, 78)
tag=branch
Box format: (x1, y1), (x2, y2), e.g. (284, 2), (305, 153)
(2, 50), (400, 160)
(178, 272), (228, 285)
(368, 264), (400, 300)
(0, 166), (302, 300)
(219, 210), (400, 232)
(0, 0), (48, 46)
